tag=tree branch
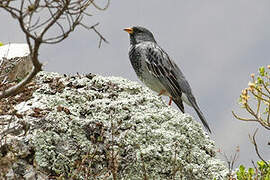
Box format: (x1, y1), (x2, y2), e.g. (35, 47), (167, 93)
(0, 0), (109, 99)
(249, 129), (269, 166)
(80, 22), (109, 48)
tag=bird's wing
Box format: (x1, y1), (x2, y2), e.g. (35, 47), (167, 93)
(143, 43), (187, 112)
(142, 42), (211, 133)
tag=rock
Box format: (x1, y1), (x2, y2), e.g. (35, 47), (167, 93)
(0, 43), (33, 82)
(0, 71), (228, 179)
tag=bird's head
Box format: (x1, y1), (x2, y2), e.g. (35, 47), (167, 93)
(124, 26), (156, 45)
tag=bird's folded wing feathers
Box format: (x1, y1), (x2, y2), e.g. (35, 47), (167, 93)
(135, 43), (211, 133)
(143, 43), (189, 112)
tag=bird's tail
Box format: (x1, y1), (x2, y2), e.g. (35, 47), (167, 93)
(188, 97), (212, 133)
(173, 99), (185, 113)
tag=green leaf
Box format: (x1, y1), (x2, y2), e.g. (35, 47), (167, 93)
(257, 77), (263, 84)
(248, 168), (255, 177)
(259, 66), (265, 76)
(239, 165), (246, 172)
(237, 165), (248, 180)
(257, 160), (265, 168)
(248, 167), (254, 174)
(0, 42), (3, 46)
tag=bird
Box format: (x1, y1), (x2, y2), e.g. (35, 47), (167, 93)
(124, 26), (211, 133)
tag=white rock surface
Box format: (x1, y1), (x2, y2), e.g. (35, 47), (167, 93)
(0, 43), (30, 60)
(0, 43), (32, 82)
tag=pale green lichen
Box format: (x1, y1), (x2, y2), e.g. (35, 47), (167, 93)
(5, 71), (229, 179)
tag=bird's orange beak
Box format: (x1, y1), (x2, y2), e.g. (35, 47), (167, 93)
(124, 27), (133, 34)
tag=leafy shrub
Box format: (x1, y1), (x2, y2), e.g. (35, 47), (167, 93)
(236, 161), (270, 180)
(232, 65), (270, 180)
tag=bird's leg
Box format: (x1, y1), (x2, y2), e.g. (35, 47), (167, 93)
(169, 97), (172, 106)
(158, 90), (172, 106)
(158, 89), (166, 96)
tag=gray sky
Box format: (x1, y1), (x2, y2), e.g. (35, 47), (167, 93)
(1, 0), (270, 167)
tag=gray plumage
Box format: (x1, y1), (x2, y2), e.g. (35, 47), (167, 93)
(125, 26), (211, 133)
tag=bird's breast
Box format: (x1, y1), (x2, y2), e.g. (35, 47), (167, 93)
(129, 44), (170, 96)
(129, 45), (142, 76)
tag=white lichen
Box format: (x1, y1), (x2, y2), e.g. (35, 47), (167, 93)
(1, 71), (229, 179)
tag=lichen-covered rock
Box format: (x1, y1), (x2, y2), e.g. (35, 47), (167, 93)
(0, 71), (228, 179)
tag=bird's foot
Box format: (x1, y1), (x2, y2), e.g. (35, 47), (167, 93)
(168, 97), (172, 106)
(158, 89), (166, 96)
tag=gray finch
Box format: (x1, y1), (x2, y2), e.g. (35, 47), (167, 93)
(124, 26), (211, 133)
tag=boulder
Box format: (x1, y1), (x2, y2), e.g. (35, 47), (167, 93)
(0, 43), (33, 82)
(0, 71), (228, 179)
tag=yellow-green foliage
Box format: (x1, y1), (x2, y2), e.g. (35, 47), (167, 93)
(232, 65), (270, 180)
(0, 42), (3, 46)
(233, 65), (270, 130)
(236, 161), (270, 180)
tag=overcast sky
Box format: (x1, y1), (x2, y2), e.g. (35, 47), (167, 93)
(1, 0), (270, 167)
